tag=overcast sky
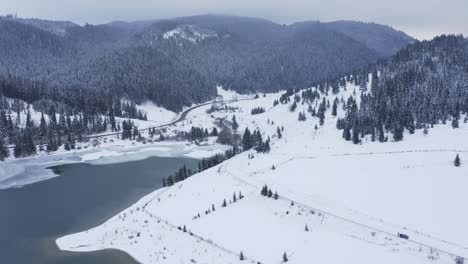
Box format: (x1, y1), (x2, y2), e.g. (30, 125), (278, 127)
(0, 0), (466, 40)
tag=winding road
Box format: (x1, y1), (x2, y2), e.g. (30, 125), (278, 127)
(7, 98), (253, 149)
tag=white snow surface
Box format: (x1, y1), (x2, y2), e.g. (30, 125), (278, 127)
(57, 82), (468, 264)
(136, 101), (177, 125)
(216, 86), (252, 101)
(163, 25), (217, 43)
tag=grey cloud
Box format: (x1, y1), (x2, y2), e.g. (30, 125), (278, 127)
(0, 0), (467, 40)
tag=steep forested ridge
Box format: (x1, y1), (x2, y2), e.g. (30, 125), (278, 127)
(0, 15), (413, 113)
(334, 35), (468, 142)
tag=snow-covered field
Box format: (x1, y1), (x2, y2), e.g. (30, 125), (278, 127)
(57, 83), (468, 264)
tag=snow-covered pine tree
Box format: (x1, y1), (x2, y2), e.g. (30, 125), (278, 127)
(232, 115), (239, 131)
(454, 154), (461, 167)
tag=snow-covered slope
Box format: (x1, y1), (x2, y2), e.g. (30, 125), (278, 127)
(57, 82), (468, 264)
(163, 24), (217, 43)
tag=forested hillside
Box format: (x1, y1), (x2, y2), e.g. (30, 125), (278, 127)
(0, 15), (413, 113)
(331, 35), (468, 143)
(0, 14), (416, 158)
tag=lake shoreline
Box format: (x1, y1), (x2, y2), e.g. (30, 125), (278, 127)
(1, 155), (199, 264)
(0, 140), (228, 190)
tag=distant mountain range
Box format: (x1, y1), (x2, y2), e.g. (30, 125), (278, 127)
(0, 14), (415, 111)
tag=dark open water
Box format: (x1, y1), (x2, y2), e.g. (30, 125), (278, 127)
(0, 156), (198, 264)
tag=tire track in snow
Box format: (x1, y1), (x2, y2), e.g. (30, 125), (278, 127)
(222, 152), (468, 261)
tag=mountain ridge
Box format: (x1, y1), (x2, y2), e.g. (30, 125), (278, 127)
(0, 14), (414, 112)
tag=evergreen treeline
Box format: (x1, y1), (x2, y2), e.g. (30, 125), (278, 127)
(175, 126), (218, 142)
(251, 107), (265, 115)
(0, 15), (413, 116)
(283, 35), (468, 145)
(163, 146), (242, 187)
(242, 128), (271, 153)
(0, 96), (144, 157)
(163, 126), (270, 186)
(336, 35), (468, 143)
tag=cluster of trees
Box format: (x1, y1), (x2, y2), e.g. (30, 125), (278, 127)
(0, 96), (145, 158)
(163, 146), (242, 187)
(251, 107), (265, 115)
(261, 185), (278, 199)
(162, 165), (194, 187)
(121, 120), (140, 140)
(216, 124), (240, 146)
(162, 126), (272, 187)
(175, 126), (218, 141)
(335, 35), (468, 143)
(198, 146), (242, 172)
(242, 128), (270, 153)
(193, 191), (244, 222)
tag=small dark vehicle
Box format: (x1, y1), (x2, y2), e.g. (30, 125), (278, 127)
(398, 233), (409, 240)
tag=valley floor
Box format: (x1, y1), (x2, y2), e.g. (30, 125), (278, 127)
(57, 86), (468, 264)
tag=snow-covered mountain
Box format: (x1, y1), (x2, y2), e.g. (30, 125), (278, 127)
(0, 14), (415, 113)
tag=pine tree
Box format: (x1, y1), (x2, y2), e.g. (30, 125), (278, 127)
(393, 126), (404, 142)
(264, 139), (271, 153)
(277, 126), (282, 139)
(232, 115), (239, 131)
(343, 126), (351, 141)
(332, 98), (338, 116)
(305, 224), (309, 232)
(167, 175), (174, 186)
(274, 191), (279, 200)
(24, 131), (36, 155)
(352, 127), (360, 144)
(0, 137), (9, 161)
(242, 128), (253, 150)
(267, 189), (273, 198)
(13, 133), (22, 158)
(378, 123), (385, 142)
(454, 154), (461, 167)
(452, 117), (459, 128)
(423, 127), (429, 135)
(283, 252), (288, 262)
(222, 199), (227, 207)
(240, 251), (244, 261)
(290, 101), (297, 112)
(298, 112), (306, 121)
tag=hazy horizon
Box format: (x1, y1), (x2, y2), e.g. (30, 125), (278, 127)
(0, 0), (467, 40)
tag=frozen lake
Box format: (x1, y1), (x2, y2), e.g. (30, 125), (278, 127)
(0, 156), (198, 264)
